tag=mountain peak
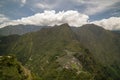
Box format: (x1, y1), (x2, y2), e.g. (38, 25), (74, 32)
(59, 23), (69, 26)
(80, 24), (105, 30)
(36, 23), (74, 41)
(54, 23), (70, 29)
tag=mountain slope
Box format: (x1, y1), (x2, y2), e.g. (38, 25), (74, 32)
(0, 35), (20, 55)
(0, 55), (40, 80)
(72, 24), (120, 65)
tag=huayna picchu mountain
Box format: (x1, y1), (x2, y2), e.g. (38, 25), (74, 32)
(0, 23), (120, 80)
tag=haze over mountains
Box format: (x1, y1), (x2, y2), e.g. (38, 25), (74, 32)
(0, 23), (120, 36)
(0, 25), (43, 35)
(0, 23), (120, 80)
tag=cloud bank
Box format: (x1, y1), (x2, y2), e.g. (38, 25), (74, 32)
(0, 10), (120, 30)
(92, 17), (120, 30)
(0, 10), (89, 28)
(0, 14), (10, 24)
(30, 0), (120, 15)
(79, 0), (120, 15)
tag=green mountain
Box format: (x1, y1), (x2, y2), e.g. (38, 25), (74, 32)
(0, 55), (40, 80)
(0, 24), (120, 80)
(72, 24), (120, 65)
(0, 25), (43, 35)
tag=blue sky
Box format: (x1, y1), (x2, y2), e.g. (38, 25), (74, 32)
(0, 0), (120, 20)
(0, 0), (120, 30)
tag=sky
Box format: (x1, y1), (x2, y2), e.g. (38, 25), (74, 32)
(0, 0), (120, 30)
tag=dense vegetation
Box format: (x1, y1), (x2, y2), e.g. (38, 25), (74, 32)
(0, 55), (40, 80)
(0, 35), (20, 55)
(0, 24), (120, 80)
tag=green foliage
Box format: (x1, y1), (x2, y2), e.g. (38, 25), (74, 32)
(0, 35), (20, 55)
(0, 56), (39, 80)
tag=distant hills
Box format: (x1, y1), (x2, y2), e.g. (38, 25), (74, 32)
(0, 24), (120, 36)
(0, 24), (44, 35)
(0, 23), (120, 80)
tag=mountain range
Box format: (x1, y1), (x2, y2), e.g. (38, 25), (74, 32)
(0, 24), (44, 35)
(0, 23), (120, 80)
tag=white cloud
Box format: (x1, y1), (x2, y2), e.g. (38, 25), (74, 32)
(0, 10), (89, 28)
(33, 0), (61, 10)
(0, 14), (10, 24)
(92, 17), (120, 30)
(35, 3), (56, 9)
(20, 0), (26, 6)
(75, 0), (120, 15)
(21, 0), (26, 4)
(23, 0), (120, 15)
(0, 10), (120, 31)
